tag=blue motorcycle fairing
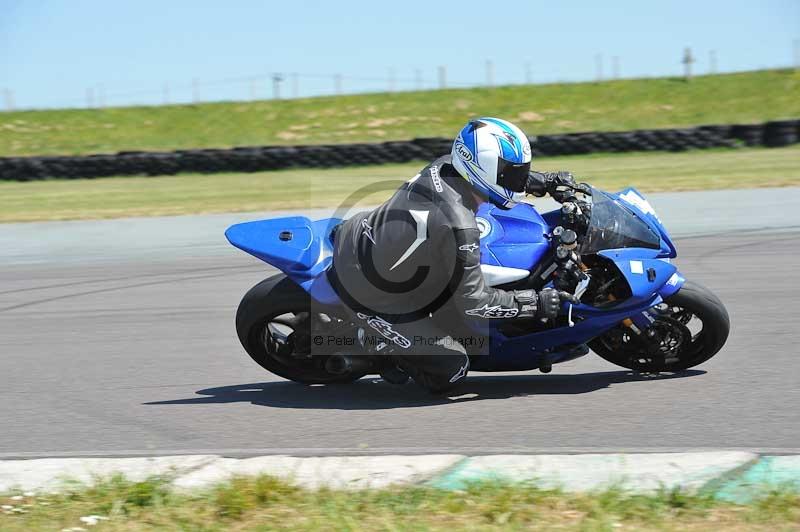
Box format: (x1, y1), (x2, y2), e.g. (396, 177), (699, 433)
(472, 294), (664, 371)
(469, 243), (684, 371)
(476, 202), (550, 270)
(615, 187), (677, 258)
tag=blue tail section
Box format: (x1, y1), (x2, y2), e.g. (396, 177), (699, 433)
(225, 217), (342, 278)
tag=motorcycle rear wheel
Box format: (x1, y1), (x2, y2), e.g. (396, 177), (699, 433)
(235, 274), (366, 384)
(589, 280), (730, 372)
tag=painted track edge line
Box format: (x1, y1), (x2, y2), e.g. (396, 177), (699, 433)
(3, 447), (800, 460)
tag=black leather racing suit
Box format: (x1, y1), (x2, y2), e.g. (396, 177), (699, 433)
(330, 155), (540, 391)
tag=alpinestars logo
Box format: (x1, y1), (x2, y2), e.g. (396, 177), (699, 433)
(465, 304), (519, 319)
(429, 166), (443, 193)
(449, 364), (468, 383)
(458, 243), (479, 253)
(361, 219), (376, 245)
(356, 312), (412, 349)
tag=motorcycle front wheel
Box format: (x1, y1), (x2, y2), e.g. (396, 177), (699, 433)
(589, 280), (730, 372)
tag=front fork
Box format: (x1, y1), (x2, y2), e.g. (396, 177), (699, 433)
(617, 271), (686, 362)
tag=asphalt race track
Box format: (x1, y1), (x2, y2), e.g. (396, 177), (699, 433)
(1, 187), (800, 458)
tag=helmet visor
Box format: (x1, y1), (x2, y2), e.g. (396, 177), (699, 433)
(496, 158), (531, 193)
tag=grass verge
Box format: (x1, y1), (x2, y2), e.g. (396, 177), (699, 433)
(1, 69), (798, 157)
(1, 145), (798, 223)
(1, 474), (798, 531)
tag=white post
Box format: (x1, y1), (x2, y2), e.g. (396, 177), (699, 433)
(3, 89), (15, 111)
(485, 60), (494, 87)
(682, 47), (694, 80)
(437, 65), (446, 89)
(709, 50), (717, 74)
(192, 78), (200, 103)
(793, 39), (799, 71)
(272, 73), (283, 99)
(595, 53), (603, 81)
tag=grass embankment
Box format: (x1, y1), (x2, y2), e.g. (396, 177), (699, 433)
(1, 145), (798, 223)
(1, 69), (798, 157)
(1, 475), (798, 531)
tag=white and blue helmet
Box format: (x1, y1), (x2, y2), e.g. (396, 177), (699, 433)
(451, 117), (532, 208)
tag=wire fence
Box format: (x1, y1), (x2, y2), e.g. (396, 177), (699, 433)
(6, 42), (798, 111)
(2, 67), (482, 111)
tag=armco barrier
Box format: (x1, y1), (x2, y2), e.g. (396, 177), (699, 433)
(0, 119), (797, 181)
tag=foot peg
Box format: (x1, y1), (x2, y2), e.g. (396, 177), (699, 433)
(568, 343), (590, 357)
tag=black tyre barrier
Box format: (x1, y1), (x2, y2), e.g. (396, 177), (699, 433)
(1, 119), (797, 181)
(730, 124), (764, 147)
(763, 119), (799, 148)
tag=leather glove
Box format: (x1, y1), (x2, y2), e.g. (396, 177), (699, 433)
(525, 171), (577, 197)
(514, 288), (578, 319)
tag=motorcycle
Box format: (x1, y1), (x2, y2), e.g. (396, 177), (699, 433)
(225, 182), (730, 384)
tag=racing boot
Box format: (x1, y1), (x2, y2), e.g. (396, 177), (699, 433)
(393, 352), (470, 395)
(359, 330), (410, 385)
(378, 359), (410, 385)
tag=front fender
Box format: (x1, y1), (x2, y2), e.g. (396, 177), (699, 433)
(599, 248), (680, 307)
(658, 271), (685, 299)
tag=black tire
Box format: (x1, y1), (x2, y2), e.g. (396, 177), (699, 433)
(589, 280), (730, 372)
(235, 274), (364, 384)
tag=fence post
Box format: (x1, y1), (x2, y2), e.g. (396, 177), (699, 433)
(485, 60), (494, 87)
(272, 73), (283, 99)
(249, 77), (258, 100)
(682, 47), (694, 80)
(96, 84), (105, 107)
(3, 89), (15, 111)
(595, 53), (603, 81)
(437, 66), (446, 89)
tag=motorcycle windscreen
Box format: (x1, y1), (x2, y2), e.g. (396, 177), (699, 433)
(579, 189), (661, 254)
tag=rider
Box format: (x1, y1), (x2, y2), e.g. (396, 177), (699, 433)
(329, 117), (579, 393)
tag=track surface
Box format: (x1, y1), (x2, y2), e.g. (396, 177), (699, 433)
(2, 188), (799, 457)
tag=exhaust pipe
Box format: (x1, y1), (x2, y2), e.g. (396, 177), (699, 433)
(325, 354), (374, 375)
